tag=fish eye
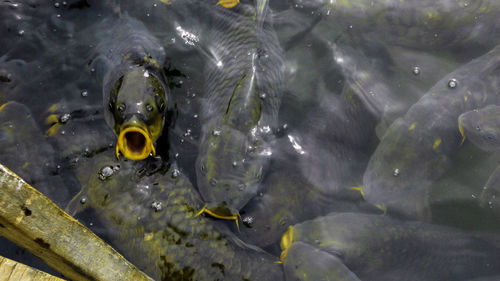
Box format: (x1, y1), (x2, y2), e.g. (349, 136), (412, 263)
(146, 104), (154, 112)
(117, 103), (126, 112)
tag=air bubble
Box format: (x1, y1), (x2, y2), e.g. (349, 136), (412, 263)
(259, 93), (266, 99)
(151, 201), (162, 212)
(98, 166), (114, 180)
(393, 168), (400, 177)
(17, 30), (25, 36)
(242, 216), (254, 227)
(448, 78), (458, 88)
(54, 2), (60, 8)
(59, 113), (71, 123)
(172, 168), (180, 178)
(80, 197), (87, 204)
(81, 90), (88, 97)
(212, 129), (221, 136)
(412, 66), (421, 75)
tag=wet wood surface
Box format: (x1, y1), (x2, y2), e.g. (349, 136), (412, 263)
(0, 255), (65, 281)
(0, 164), (154, 281)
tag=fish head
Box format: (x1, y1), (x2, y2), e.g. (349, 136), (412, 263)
(458, 105), (500, 152)
(108, 67), (168, 160)
(196, 124), (269, 214)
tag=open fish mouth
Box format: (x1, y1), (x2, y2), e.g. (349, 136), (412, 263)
(116, 125), (155, 160)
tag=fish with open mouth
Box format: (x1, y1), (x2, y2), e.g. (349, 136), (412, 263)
(91, 12), (171, 161)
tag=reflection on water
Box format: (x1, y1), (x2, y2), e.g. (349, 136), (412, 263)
(2, 0), (500, 280)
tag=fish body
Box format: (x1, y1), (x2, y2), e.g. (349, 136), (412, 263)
(362, 44), (500, 220)
(458, 105), (500, 210)
(282, 212), (500, 281)
(292, 0), (500, 51)
(91, 14), (170, 161)
(283, 241), (361, 281)
(196, 1), (285, 216)
(72, 150), (284, 281)
(0, 102), (72, 204)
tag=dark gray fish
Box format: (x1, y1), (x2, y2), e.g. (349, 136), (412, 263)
(458, 105), (500, 211)
(459, 105), (500, 152)
(291, 0), (500, 51)
(195, 1), (285, 219)
(91, 13), (170, 161)
(0, 102), (71, 204)
(362, 44), (500, 220)
(281, 212), (500, 281)
(69, 150), (284, 281)
(283, 241), (361, 281)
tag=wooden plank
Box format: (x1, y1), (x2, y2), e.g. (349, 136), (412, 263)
(0, 164), (155, 281)
(0, 255), (65, 281)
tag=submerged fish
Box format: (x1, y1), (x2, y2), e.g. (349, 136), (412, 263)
(0, 102), (72, 204)
(281, 212), (500, 281)
(362, 44), (500, 220)
(91, 13), (170, 161)
(69, 150), (284, 281)
(195, 0), (285, 220)
(458, 105), (500, 210)
(291, 0), (500, 51)
(283, 241), (361, 281)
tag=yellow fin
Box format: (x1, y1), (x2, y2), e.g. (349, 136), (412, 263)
(433, 138), (442, 149)
(375, 204), (387, 215)
(279, 226), (295, 263)
(47, 104), (58, 113)
(160, 0), (171, 5)
(408, 122), (416, 131)
(45, 114), (59, 125)
(195, 205), (240, 229)
(0, 103), (7, 112)
(115, 145), (120, 160)
(350, 186), (365, 197)
(217, 0), (239, 8)
(45, 123), (61, 137)
(458, 120), (466, 145)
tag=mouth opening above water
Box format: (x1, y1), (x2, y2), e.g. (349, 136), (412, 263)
(125, 131), (146, 153)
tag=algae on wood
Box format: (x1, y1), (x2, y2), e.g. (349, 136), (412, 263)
(0, 164), (154, 281)
(0, 255), (65, 281)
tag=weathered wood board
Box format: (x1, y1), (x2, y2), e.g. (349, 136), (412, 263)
(0, 255), (65, 281)
(0, 164), (155, 281)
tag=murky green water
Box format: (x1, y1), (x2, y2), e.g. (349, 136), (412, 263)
(2, 0), (500, 280)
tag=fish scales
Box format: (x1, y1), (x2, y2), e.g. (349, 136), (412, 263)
(196, 1), (285, 215)
(286, 212), (500, 281)
(75, 151), (283, 281)
(363, 44), (500, 220)
(296, 0), (500, 51)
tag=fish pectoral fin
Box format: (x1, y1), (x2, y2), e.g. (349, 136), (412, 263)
(279, 225), (295, 263)
(217, 0), (239, 8)
(195, 204), (240, 230)
(350, 186), (365, 198)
